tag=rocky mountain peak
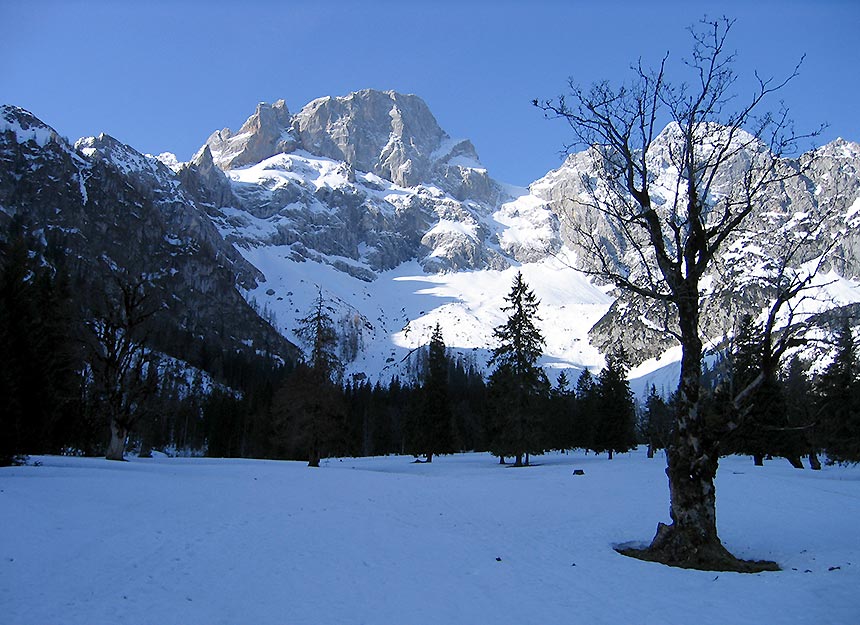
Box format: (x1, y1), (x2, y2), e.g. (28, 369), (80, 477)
(202, 99), (298, 171)
(291, 89), (448, 188)
(1, 104), (63, 148)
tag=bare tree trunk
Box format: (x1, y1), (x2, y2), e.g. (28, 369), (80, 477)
(753, 454), (764, 466)
(647, 444), (655, 459)
(608, 449), (614, 460)
(525, 452), (530, 466)
(106, 419), (127, 461)
(426, 452), (433, 463)
(639, 301), (762, 570)
(786, 455), (804, 469)
(808, 452), (821, 471)
(499, 455), (506, 465)
(514, 453), (523, 467)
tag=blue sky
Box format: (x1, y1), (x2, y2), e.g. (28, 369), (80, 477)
(3, 0), (858, 186)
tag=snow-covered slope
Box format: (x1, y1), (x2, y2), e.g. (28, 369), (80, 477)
(238, 249), (613, 383)
(5, 94), (860, 392)
(3, 451), (858, 625)
(197, 93), (860, 388)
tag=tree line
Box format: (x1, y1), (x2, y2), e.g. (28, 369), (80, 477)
(2, 215), (858, 471)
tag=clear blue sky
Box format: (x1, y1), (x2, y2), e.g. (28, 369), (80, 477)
(3, 0), (858, 186)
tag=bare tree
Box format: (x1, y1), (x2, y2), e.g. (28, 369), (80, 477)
(537, 17), (824, 571)
(291, 287), (344, 467)
(85, 270), (160, 461)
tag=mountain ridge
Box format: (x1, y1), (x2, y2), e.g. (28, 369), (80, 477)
(3, 93), (859, 390)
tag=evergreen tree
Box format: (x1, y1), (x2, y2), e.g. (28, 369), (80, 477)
(724, 315), (787, 465)
(407, 323), (454, 462)
(487, 272), (549, 466)
(544, 371), (575, 451)
(641, 385), (672, 458)
(574, 369), (598, 452)
(0, 218), (84, 464)
(782, 355), (819, 469)
(817, 319), (860, 463)
(593, 351), (637, 459)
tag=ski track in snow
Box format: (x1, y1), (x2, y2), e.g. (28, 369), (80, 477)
(1, 450), (858, 625)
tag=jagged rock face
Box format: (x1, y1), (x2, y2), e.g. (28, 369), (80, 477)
(203, 99), (298, 171)
(215, 151), (515, 278)
(74, 133), (260, 289)
(202, 90), (500, 203)
(0, 105), (296, 368)
(531, 125), (860, 365)
(5, 97), (859, 376)
(176, 146), (237, 211)
(192, 90), (519, 278)
(293, 90), (445, 188)
(800, 139), (860, 277)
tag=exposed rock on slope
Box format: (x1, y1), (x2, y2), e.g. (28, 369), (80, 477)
(0, 104), (296, 370)
(3, 94), (859, 381)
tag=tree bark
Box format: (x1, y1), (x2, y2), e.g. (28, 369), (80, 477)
(753, 454), (764, 466)
(608, 449), (614, 460)
(786, 455), (804, 469)
(514, 453), (523, 467)
(499, 455), (506, 465)
(426, 452), (433, 464)
(106, 419), (127, 461)
(808, 452), (821, 471)
(640, 296), (753, 569)
(647, 444), (655, 459)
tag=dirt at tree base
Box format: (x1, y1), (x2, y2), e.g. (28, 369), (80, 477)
(615, 522), (781, 573)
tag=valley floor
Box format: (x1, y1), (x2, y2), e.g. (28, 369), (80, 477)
(1, 449), (858, 624)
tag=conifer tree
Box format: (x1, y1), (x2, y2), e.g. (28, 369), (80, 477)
(593, 351), (637, 459)
(817, 319), (860, 463)
(782, 355), (818, 469)
(545, 371), (575, 451)
(574, 369), (598, 451)
(487, 272), (549, 466)
(407, 323), (453, 462)
(724, 315), (787, 465)
(642, 385), (672, 458)
(296, 288), (342, 384)
(0, 219), (83, 464)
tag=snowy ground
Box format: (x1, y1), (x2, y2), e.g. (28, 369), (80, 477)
(2, 450), (858, 625)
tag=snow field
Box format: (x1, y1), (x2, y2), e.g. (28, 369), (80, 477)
(1, 450), (858, 624)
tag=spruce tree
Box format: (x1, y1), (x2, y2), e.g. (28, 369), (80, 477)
(487, 272), (549, 466)
(593, 351), (637, 459)
(295, 288), (342, 384)
(574, 369), (598, 452)
(725, 315), (786, 465)
(545, 371), (575, 451)
(782, 355), (818, 468)
(0, 217), (87, 464)
(817, 319), (860, 463)
(642, 385), (672, 458)
(407, 323), (454, 462)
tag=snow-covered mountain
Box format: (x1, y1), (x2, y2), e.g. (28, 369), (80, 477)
(3, 91), (860, 392)
(0, 104), (296, 369)
(531, 125), (860, 375)
(176, 90), (609, 382)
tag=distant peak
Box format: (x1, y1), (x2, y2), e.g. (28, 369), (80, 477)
(1, 105), (62, 147)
